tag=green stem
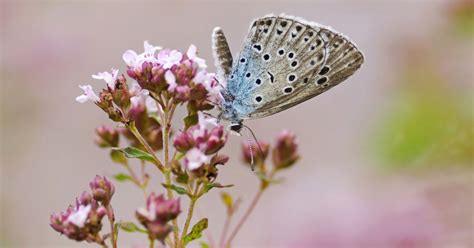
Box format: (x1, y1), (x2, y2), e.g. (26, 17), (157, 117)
(162, 103), (180, 245)
(127, 122), (164, 172)
(180, 197), (197, 241)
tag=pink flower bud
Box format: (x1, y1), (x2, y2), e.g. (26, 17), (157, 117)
(95, 125), (119, 148)
(173, 131), (194, 153)
(89, 175), (115, 205)
(136, 193), (181, 243)
(272, 130), (299, 170)
(242, 141), (270, 165)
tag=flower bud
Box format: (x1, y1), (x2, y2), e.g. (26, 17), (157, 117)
(95, 125), (119, 148)
(204, 126), (226, 155)
(173, 132), (194, 153)
(272, 130), (299, 170)
(89, 175), (115, 205)
(136, 193), (181, 243)
(242, 141), (270, 165)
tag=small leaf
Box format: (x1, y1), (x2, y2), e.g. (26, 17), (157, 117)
(200, 241), (210, 248)
(117, 147), (155, 162)
(110, 149), (127, 165)
(184, 114), (198, 130)
(113, 173), (134, 182)
(183, 218), (208, 245)
(162, 183), (187, 195)
(119, 221), (147, 233)
(203, 182), (234, 193)
(220, 192), (233, 211)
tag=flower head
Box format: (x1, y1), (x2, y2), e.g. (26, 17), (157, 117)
(186, 44), (207, 69)
(76, 85), (100, 103)
(122, 41), (161, 68)
(157, 49), (183, 69)
(184, 148), (211, 170)
(95, 125), (119, 148)
(242, 141), (270, 165)
(92, 68), (119, 89)
(136, 193), (180, 242)
(89, 175), (115, 205)
(272, 130), (299, 170)
(50, 192), (107, 242)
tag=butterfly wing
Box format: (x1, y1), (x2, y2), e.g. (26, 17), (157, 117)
(227, 14), (364, 119)
(212, 27), (233, 83)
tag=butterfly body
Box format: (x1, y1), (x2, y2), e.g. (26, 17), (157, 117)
(213, 14), (364, 133)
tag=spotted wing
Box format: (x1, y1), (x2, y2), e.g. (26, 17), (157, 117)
(228, 14), (364, 119)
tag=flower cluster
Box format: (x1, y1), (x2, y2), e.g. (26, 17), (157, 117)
(136, 193), (181, 242)
(50, 176), (114, 243)
(75, 41), (221, 124)
(174, 113), (227, 172)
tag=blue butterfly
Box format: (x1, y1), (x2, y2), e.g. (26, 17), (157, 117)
(212, 14), (364, 134)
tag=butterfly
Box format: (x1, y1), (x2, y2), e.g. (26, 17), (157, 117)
(212, 14), (364, 134)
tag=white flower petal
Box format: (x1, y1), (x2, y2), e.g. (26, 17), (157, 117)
(185, 148), (210, 170)
(67, 205), (91, 228)
(186, 44), (197, 59)
(122, 50), (138, 67)
(76, 85), (99, 103)
(165, 70), (177, 91)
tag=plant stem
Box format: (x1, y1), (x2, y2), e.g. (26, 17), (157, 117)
(127, 122), (164, 172)
(180, 197), (197, 240)
(225, 189), (264, 247)
(149, 236), (155, 248)
(162, 103), (180, 245)
(106, 205), (117, 248)
(219, 213), (232, 248)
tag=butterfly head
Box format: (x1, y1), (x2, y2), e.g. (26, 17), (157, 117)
(227, 122), (243, 136)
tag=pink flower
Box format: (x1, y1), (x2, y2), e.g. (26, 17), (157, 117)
(122, 41), (161, 68)
(272, 130), (299, 170)
(184, 148), (211, 170)
(164, 70), (177, 91)
(92, 68), (118, 89)
(136, 193), (180, 242)
(129, 82), (158, 113)
(75, 85), (99, 103)
(193, 71), (222, 103)
(89, 175), (115, 205)
(157, 50), (182, 69)
(186, 44), (207, 69)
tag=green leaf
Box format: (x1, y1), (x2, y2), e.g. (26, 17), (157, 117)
(183, 218), (208, 245)
(220, 192), (233, 211)
(119, 221), (147, 233)
(118, 147), (155, 162)
(200, 241), (210, 248)
(113, 173), (134, 182)
(203, 182), (234, 193)
(110, 149), (127, 165)
(183, 114), (198, 130)
(162, 183), (188, 195)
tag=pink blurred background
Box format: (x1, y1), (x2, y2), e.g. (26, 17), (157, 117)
(1, 0), (472, 247)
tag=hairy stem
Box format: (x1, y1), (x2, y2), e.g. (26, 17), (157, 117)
(162, 103), (180, 245)
(127, 122), (164, 172)
(180, 197), (197, 241)
(225, 189), (264, 247)
(106, 205), (117, 248)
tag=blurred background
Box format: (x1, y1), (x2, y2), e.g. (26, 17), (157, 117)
(1, 0), (473, 247)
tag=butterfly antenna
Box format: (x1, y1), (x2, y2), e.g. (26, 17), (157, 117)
(242, 124), (264, 171)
